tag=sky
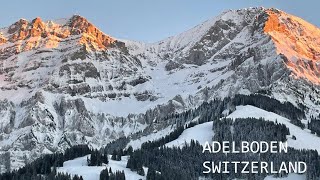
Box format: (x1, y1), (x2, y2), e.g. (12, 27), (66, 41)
(0, 0), (318, 42)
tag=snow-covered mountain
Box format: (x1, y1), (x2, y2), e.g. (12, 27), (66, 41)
(0, 7), (320, 171)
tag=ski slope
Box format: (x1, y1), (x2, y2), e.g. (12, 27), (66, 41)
(227, 105), (320, 153)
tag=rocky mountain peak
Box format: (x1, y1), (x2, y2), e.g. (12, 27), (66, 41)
(264, 8), (320, 60)
(148, 7), (320, 84)
(67, 15), (115, 49)
(0, 34), (6, 45)
(7, 17), (47, 40)
(7, 18), (29, 34)
(262, 9), (320, 84)
(30, 17), (46, 37)
(68, 15), (91, 32)
(0, 15), (116, 53)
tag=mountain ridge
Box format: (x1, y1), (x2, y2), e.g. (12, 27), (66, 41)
(0, 14), (119, 53)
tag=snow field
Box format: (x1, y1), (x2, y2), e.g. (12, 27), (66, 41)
(57, 155), (146, 180)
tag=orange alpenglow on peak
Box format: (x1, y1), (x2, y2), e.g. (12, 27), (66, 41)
(2, 15), (115, 52)
(68, 15), (115, 49)
(30, 17), (46, 37)
(263, 9), (320, 84)
(0, 33), (7, 45)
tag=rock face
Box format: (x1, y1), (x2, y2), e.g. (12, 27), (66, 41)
(4, 15), (115, 52)
(264, 9), (320, 84)
(0, 7), (320, 171)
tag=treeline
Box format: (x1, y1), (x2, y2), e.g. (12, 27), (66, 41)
(100, 167), (125, 180)
(87, 149), (109, 166)
(126, 150), (145, 176)
(127, 142), (201, 180)
(0, 167), (83, 180)
(214, 118), (290, 143)
(232, 94), (306, 128)
(309, 117), (320, 137)
(140, 126), (184, 150)
(159, 94), (305, 129)
(140, 117), (215, 150)
(0, 145), (91, 180)
(0, 145), (133, 180)
(103, 137), (130, 154)
(0, 144), (128, 180)
(141, 99), (230, 150)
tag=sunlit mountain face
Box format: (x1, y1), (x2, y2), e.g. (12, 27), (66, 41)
(0, 15), (115, 53)
(264, 9), (320, 84)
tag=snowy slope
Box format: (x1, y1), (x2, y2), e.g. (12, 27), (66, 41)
(127, 119), (214, 150)
(127, 121), (214, 150)
(227, 105), (320, 153)
(127, 125), (175, 150)
(57, 155), (146, 180)
(57, 155), (105, 180)
(165, 122), (213, 148)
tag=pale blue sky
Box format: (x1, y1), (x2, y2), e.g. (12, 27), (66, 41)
(0, 0), (318, 42)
